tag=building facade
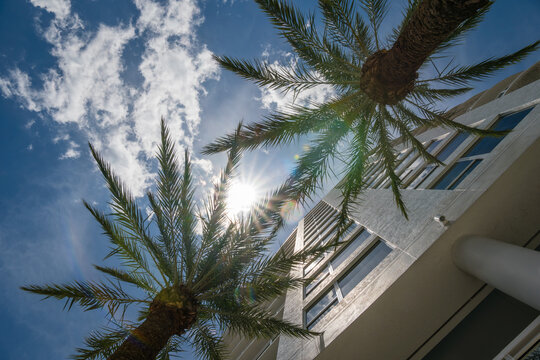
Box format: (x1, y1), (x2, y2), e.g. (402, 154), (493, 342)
(225, 62), (540, 360)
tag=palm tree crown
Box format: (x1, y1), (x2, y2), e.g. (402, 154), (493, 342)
(22, 120), (339, 360)
(204, 0), (539, 223)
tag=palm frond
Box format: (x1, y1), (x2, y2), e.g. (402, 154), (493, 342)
(188, 125), (243, 287)
(21, 281), (148, 315)
(359, 0), (388, 51)
(94, 265), (157, 295)
(287, 117), (350, 205)
(203, 102), (342, 155)
(89, 144), (174, 284)
(190, 322), (227, 360)
(209, 305), (315, 339)
(430, 2), (492, 56)
(336, 119), (370, 233)
(214, 56), (333, 92)
(373, 107), (407, 217)
(72, 327), (129, 360)
(319, 0), (372, 58)
(84, 201), (164, 288)
(422, 41), (540, 86)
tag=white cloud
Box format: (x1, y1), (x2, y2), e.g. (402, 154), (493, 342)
(257, 54), (335, 112)
(25, 119), (36, 129)
(30, 0), (71, 20)
(27, 144), (34, 151)
(59, 140), (80, 159)
(52, 133), (69, 143)
(1, 0), (219, 197)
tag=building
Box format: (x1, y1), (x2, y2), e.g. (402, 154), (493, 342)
(225, 62), (540, 360)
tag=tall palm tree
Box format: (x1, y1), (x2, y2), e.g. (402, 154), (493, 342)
(204, 0), (539, 222)
(21, 120), (338, 360)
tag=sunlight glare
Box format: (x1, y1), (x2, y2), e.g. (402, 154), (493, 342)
(227, 182), (258, 215)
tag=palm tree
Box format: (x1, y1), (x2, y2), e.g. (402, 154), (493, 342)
(21, 120), (338, 360)
(204, 0), (539, 222)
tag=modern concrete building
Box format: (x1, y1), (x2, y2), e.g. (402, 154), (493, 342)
(225, 62), (540, 360)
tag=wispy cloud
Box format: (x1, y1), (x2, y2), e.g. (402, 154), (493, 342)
(0, 0), (220, 196)
(257, 51), (335, 112)
(29, 0), (71, 20)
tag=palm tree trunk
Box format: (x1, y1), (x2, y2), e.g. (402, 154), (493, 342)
(360, 0), (490, 105)
(109, 293), (197, 360)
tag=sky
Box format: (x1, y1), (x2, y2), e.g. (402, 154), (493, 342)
(0, 0), (539, 359)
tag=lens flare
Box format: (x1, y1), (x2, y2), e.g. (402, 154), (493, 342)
(227, 182), (258, 215)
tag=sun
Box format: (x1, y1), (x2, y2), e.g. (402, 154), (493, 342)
(227, 181), (259, 215)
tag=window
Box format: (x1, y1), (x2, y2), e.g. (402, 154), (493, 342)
(304, 222), (358, 276)
(305, 227), (370, 295)
(338, 241), (391, 297)
(431, 107), (533, 190)
(305, 288), (338, 330)
(365, 148), (410, 189)
(397, 138), (444, 184)
(304, 236), (392, 330)
(304, 204), (337, 245)
(407, 131), (470, 189)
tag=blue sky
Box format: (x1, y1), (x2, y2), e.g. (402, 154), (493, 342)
(0, 0), (539, 359)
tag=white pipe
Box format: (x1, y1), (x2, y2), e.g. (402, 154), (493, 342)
(452, 236), (540, 311)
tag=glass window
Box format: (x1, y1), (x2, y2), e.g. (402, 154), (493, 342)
(305, 267), (329, 296)
(306, 287), (338, 330)
(425, 138), (443, 154)
(431, 159), (475, 190)
(331, 229), (371, 270)
(436, 131), (470, 162)
(448, 159), (482, 190)
(338, 240), (391, 297)
(407, 164), (437, 189)
(304, 254), (325, 276)
(464, 107), (533, 158)
(431, 107), (533, 190)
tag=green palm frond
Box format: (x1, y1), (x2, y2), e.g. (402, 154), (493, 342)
(430, 2), (492, 57)
(319, 0), (372, 58)
(359, 0), (388, 50)
(372, 108), (407, 217)
(208, 305), (314, 339)
(214, 56), (333, 92)
(89, 144), (175, 285)
(190, 322), (228, 360)
(287, 117), (351, 204)
(423, 41), (540, 86)
(72, 327), (129, 360)
(83, 200), (165, 288)
(94, 265), (157, 294)
(21, 281), (148, 314)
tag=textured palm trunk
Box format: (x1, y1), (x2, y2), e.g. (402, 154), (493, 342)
(360, 0), (490, 105)
(109, 286), (197, 360)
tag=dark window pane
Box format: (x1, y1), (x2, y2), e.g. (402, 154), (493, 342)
(493, 107), (533, 131)
(304, 254), (325, 276)
(408, 164), (437, 189)
(448, 159), (482, 189)
(331, 229), (372, 270)
(306, 287), (337, 326)
(400, 157), (423, 180)
(463, 107), (533, 158)
(431, 160), (473, 190)
(305, 267), (329, 296)
(395, 150), (417, 174)
(307, 298), (338, 330)
(426, 139), (443, 154)
(338, 241), (391, 297)
(437, 132), (470, 162)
